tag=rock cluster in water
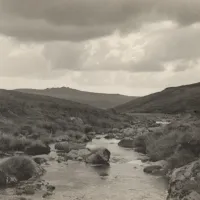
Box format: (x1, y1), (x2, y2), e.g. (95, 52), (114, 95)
(55, 141), (111, 165)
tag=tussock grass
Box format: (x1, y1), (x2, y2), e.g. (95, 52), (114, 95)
(134, 116), (200, 169)
(0, 133), (50, 154)
(0, 156), (40, 181)
(0, 134), (31, 152)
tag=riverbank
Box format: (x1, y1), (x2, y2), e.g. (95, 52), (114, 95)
(120, 113), (200, 200)
(1, 113), (199, 199)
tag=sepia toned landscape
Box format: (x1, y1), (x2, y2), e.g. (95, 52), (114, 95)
(0, 1), (200, 200)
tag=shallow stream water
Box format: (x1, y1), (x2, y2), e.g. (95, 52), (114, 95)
(0, 138), (168, 200)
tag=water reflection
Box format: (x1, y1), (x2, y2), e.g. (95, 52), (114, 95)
(89, 164), (110, 177)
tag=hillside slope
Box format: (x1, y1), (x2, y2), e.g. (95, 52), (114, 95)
(0, 90), (128, 136)
(115, 82), (200, 114)
(16, 87), (136, 109)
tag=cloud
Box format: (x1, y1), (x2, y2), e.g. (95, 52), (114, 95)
(0, 37), (65, 79)
(131, 23), (200, 72)
(1, 21), (200, 78)
(0, 0), (200, 41)
(0, 1), (200, 96)
(42, 22), (200, 73)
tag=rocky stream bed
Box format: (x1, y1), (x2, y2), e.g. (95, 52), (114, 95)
(0, 137), (168, 200)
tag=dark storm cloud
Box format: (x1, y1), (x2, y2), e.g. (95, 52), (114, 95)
(0, 0), (200, 41)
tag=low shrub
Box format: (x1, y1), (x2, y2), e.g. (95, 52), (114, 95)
(9, 137), (31, 151)
(0, 156), (41, 182)
(137, 117), (200, 169)
(84, 124), (93, 134)
(167, 149), (197, 169)
(0, 134), (31, 152)
(134, 135), (147, 154)
(145, 130), (180, 161)
(25, 140), (50, 156)
(39, 134), (54, 144)
(0, 134), (51, 155)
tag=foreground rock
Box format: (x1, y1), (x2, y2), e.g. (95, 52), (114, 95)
(122, 128), (135, 137)
(85, 148), (110, 165)
(118, 138), (134, 148)
(65, 149), (91, 161)
(33, 155), (48, 165)
(15, 180), (55, 197)
(143, 160), (168, 176)
(0, 156), (44, 187)
(104, 133), (115, 139)
(167, 159), (200, 200)
(25, 141), (50, 156)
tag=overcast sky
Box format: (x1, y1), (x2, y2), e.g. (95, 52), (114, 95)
(0, 0), (200, 96)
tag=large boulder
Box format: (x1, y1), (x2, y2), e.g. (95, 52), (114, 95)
(181, 191), (200, 200)
(104, 133), (114, 139)
(65, 149), (91, 161)
(123, 128), (135, 137)
(144, 160), (168, 174)
(143, 165), (162, 174)
(0, 156), (44, 187)
(25, 141), (50, 156)
(167, 159), (200, 200)
(85, 148), (110, 165)
(118, 138), (134, 148)
(65, 150), (79, 161)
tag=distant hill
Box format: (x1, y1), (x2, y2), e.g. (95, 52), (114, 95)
(0, 90), (129, 135)
(115, 82), (200, 114)
(15, 87), (136, 109)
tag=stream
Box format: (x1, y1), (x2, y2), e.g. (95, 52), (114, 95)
(44, 138), (167, 200)
(0, 137), (168, 200)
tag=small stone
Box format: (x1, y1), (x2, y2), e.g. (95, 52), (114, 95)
(47, 185), (55, 192)
(143, 165), (162, 174)
(77, 157), (83, 161)
(118, 138), (134, 148)
(43, 191), (53, 198)
(36, 183), (42, 189)
(99, 172), (108, 177)
(24, 185), (35, 195)
(16, 189), (23, 195)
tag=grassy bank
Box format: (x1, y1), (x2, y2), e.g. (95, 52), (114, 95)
(0, 90), (133, 152)
(134, 114), (200, 170)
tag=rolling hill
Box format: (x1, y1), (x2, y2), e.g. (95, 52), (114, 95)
(115, 82), (200, 114)
(0, 90), (129, 136)
(15, 87), (136, 109)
